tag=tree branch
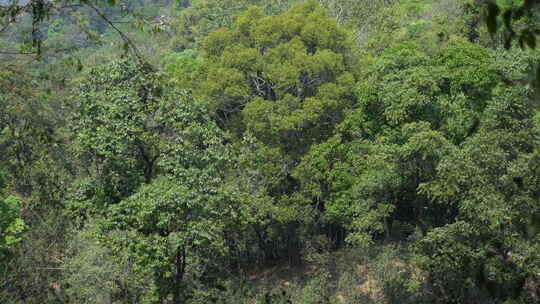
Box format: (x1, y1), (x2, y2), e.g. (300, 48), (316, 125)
(82, 1), (144, 63)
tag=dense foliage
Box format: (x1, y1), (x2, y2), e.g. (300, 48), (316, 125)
(1, 0), (540, 303)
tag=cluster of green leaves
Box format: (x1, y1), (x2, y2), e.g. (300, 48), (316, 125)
(0, 172), (25, 263)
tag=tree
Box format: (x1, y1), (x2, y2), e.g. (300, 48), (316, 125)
(193, 1), (358, 258)
(0, 57), (75, 304)
(416, 84), (540, 302)
(293, 36), (500, 246)
(200, 1), (356, 150)
(65, 57), (242, 302)
(101, 176), (233, 303)
(66, 58), (228, 218)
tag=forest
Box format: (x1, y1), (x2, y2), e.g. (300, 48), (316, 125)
(1, 0), (540, 303)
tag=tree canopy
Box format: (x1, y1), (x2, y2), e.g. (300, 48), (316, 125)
(1, 1), (540, 303)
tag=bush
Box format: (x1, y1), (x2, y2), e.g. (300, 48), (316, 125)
(62, 223), (150, 304)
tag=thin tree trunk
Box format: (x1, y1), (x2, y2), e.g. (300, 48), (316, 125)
(172, 246), (186, 304)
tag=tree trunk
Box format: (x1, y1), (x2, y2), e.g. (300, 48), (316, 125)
(172, 246), (186, 304)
